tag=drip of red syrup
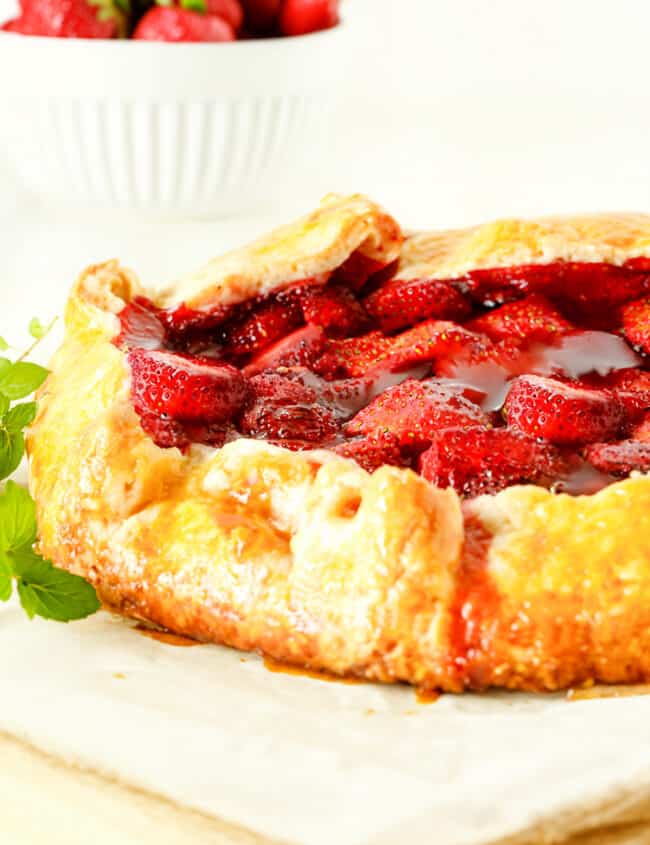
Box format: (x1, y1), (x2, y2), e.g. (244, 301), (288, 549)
(447, 515), (498, 690)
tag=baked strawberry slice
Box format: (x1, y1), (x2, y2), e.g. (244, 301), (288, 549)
(116, 298), (166, 351)
(246, 371), (318, 405)
(161, 303), (233, 337)
(418, 426), (565, 497)
(223, 299), (303, 358)
(462, 264), (556, 307)
(133, 6), (236, 41)
(504, 374), (624, 446)
(466, 294), (573, 344)
(183, 421), (234, 449)
(546, 264), (650, 327)
(463, 262), (650, 325)
(313, 331), (393, 379)
(385, 320), (485, 372)
(128, 349), (248, 423)
(622, 296), (650, 355)
(333, 432), (406, 473)
(139, 413), (190, 451)
(346, 378), (488, 450)
(593, 368), (650, 422)
(297, 283), (367, 336)
(315, 324), (485, 385)
(363, 278), (471, 333)
(240, 402), (338, 444)
(631, 412), (650, 442)
(243, 324), (328, 376)
(584, 440), (650, 476)
(331, 253), (397, 292)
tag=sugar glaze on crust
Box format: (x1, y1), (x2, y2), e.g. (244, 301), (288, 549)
(28, 197), (650, 692)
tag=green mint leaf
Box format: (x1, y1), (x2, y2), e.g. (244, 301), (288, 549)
(28, 318), (47, 339)
(4, 402), (37, 432)
(0, 552), (12, 602)
(0, 480), (37, 551)
(0, 361), (48, 400)
(0, 358), (11, 379)
(0, 393), (9, 418)
(0, 337), (8, 352)
(0, 430), (25, 482)
(15, 553), (101, 622)
(180, 0), (206, 11)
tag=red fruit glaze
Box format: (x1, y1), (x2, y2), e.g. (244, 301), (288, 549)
(504, 375), (624, 446)
(466, 294), (573, 344)
(128, 349), (248, 423)
(279, 0), (338, 36)
(419, 426), (566, 497)
(346, 378), (488, 450)
(133, 7), (235, 41)
(363, 278), (471, 333)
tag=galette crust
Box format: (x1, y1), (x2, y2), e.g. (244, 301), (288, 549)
(399, 213), (650, 281)
(28, 198), (650, 692)
(156, 193), (403, 310)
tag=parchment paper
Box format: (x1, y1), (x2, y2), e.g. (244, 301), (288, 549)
(2, 597), (650, 845)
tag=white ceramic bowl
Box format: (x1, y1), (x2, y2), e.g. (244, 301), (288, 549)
(0, 22), (351, 217)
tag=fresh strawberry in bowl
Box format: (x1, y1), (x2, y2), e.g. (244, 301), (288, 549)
(2, 0), (127, 37)
(0, 0), (347, 214)
(133, 5), (236, 42)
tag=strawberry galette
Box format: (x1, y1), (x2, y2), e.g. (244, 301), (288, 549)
(29, 195), (650, 692)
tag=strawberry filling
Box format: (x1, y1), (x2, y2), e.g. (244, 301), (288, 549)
(115, 257), (650, 497)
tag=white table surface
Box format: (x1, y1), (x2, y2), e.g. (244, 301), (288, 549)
(3, 2), (650, 843)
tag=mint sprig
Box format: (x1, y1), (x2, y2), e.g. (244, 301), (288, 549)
(0, 320), (100, 623)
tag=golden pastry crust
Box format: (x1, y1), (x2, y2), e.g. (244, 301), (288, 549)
(27, 199), (650, 692)
(399, 213), (650, 281)
(157, 192), (403, 310)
